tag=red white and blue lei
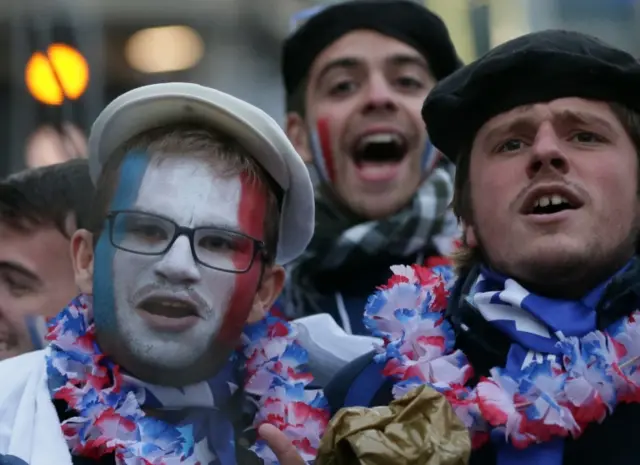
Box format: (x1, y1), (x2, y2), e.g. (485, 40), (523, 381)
(45, 294), (329, 465)
(364, 263), (640, 449)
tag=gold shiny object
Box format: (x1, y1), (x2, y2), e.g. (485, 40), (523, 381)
(316, 385), (471, 465)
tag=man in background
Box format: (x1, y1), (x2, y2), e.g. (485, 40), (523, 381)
(0, 159), (93, 359)
(279, 0), (462, 335)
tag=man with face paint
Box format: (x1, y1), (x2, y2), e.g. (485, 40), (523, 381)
(0, 83), (328, 465)
(324, 30), (640, 465)
(278, 0), (462, 336)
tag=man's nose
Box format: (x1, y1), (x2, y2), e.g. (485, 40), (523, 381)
(153, 235), (201, 285)
(361, 74), (398, 114)
(526, 123), (570, 179)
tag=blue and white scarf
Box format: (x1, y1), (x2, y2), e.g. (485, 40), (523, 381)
(469, 263), (631, 465)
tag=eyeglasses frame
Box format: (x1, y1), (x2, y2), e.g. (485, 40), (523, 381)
(105, 209), (266, 274)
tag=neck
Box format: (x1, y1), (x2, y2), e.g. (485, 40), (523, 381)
(96, 332), (232, 387)
(317, 183), (365, 223)
(501, 254), (634, 300)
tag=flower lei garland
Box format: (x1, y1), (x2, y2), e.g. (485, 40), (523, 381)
(45, 294), (329, 465)
(364, 263), (640, 449)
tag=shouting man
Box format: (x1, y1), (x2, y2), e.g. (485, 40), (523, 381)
(325, 30), (640, 465)
(278, 0), (462, 334)
(0, 84), (327, 465)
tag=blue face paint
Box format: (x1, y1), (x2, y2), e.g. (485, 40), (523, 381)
(92, 152), (149, 333)
(307, 124), (331, 184)
(26, 315), (48, 350)
(421, 138), (437, 173)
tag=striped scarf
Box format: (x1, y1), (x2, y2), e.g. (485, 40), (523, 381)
(468, 263), (631, 465)
(285, 160), (459, 317)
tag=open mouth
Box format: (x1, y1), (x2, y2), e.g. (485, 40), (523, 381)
(524, 192), (581, 215)
(353, 133), (408, 165)
(138, 297), (199, 319)
(350, 132), (409, 182)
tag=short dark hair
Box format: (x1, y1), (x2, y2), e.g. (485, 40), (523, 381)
(88, 124), (282, 265)
(0, 159), (94, 237)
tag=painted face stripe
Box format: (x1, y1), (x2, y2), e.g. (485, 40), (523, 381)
(421, 139), (437, 172)
(93, 152), (150, 330)
(236, 172), (267, 242)
(316, 118), (336, 183)
(308, 125), (330, 182)
(216, 172), (268, 347)
(26, 315), (48, 350)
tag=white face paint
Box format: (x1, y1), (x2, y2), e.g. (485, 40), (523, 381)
(111, 155), (246, 370)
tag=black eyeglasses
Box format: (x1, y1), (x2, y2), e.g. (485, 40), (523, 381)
(106, 210), (265, 273)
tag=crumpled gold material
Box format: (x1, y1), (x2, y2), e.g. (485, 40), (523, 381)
(316, 385), (471, 465)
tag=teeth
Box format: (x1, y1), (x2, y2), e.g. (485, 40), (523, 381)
(161, 300), (188, 308)
(534, 194), (569, 208)
(142, 299), (196, 319)
(358, 133), (400, 149)
(551, 195), (564, 205)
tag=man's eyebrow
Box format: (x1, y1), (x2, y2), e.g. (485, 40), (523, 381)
(197, 222), (242, 232)
(556, 109), (616, 133)
(315, 57), (361, 84)
(316, 53), (429, 83)
(386, 53), (429, 71)
(0, 261), (41, 284)
(482, 116), (537, 144)
(125, 207), (242, 232)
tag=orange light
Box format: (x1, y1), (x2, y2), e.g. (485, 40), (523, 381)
(25, 44), (90, 106)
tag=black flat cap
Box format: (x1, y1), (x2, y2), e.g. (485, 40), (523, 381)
(422, 29), (640, 162)
(282, 0), (462, 99)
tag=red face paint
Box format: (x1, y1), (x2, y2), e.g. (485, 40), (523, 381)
(215, 171), (268, 347)
(316, 117), (337, 183)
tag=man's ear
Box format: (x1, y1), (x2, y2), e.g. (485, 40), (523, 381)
(247, 265), (286, 323)
(464, 222), (478, 248)
(286, 112), (312, 164)
(71, 229), (94, 294)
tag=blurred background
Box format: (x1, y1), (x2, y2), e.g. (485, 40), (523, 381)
(2, 0), (639, 176)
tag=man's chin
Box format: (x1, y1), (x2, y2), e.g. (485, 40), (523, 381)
(338, 180), (415, 218)
(0, 347), (23, 361)
(511, 240), (588, 269)
(115, 339), (228, 386)
(340, 169), (421, 219)
(499, 246), (601, 296)
(135, 308), (202, 334)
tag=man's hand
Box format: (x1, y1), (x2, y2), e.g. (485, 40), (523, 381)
(258, 424), (306, 465)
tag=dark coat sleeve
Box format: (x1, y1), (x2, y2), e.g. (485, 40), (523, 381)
(324, 350), (395, 416)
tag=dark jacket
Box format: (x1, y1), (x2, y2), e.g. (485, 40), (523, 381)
(325, 262), (640, 465)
